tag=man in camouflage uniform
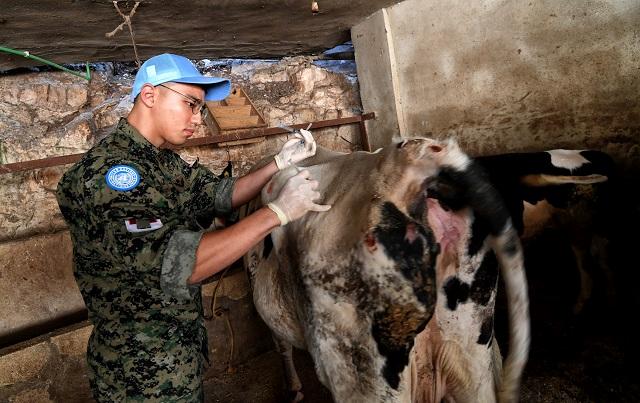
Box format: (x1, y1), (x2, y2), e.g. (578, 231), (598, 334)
(56, 53), (330, 402)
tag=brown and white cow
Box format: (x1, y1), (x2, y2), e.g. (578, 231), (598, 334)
(243, 138), (529, 403)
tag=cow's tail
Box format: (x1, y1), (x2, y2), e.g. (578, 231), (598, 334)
(491, 226), (530, 403)
(432, 140), (530, 403)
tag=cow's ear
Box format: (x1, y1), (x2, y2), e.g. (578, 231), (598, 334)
(398, 138), (446, 154)
(401, 141), (443, 154)
(395, 139), (421, 164)
(397, 138), (432, 161)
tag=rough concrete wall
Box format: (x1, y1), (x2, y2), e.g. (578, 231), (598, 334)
(0, 233), (83, 347)
(0, 56), (362, 401)
(352, 10), (404, 150)
(0, 325), (93, 402)
(354, 0), (639, 171)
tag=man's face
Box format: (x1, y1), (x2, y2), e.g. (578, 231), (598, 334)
(153, 82), (206, 146)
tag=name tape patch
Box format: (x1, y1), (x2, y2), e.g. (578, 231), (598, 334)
(125, 218), (163, 233)
(106, 165), (140, 191)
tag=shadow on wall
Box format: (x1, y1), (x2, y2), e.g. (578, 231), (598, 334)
(0, 310), (87, 349)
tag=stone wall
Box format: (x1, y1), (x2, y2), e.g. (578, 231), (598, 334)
(0, 56), (363, 401)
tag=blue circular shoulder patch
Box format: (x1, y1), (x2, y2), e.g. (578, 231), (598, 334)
(106, 165), (140, 191)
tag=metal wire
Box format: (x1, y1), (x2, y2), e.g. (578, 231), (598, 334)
(0, 46), (91, 81)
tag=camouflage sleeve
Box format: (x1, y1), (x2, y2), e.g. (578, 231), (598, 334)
(160, 230), (204, 299)
(213, 176), (236, 214)
(182, 160), (237, 217)
(56, 169), (80, 225)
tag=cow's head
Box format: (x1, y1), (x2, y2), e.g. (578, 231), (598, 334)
(372, 138), (468, 220)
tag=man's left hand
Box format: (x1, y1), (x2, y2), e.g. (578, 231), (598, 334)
(274, 129), (316, 170)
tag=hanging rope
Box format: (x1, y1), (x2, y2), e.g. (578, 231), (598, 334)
(105, 1), (142, 67)
(203, 266), (237, 373)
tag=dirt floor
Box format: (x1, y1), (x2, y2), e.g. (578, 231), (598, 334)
(204, 229), (640, 403)
(204, 332), (636, 403)
(204, 349), (331, 403)
(515, 229), (640, 403)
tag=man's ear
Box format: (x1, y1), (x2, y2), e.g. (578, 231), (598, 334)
(138, 83), (157, 107)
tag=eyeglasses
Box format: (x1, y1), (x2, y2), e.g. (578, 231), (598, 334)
(157, 84), (207, 116)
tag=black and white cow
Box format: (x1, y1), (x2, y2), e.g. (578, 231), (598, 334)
(475, 149), (614, 313)
(243, 138), (529, 403)
(409, 148), (612, 402)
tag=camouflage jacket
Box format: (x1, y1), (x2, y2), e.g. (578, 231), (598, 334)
(56, 118), (236, 352)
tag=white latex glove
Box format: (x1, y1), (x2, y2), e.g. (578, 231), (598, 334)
(267, 170), (331, 226)
(274, 129), (317, 170)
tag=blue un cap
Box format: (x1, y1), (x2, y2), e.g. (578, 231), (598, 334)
(130, 53), (231, 102)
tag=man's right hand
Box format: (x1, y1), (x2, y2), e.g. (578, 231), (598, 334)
(274, 129), (317, 170)
(267, 170), (331, 226)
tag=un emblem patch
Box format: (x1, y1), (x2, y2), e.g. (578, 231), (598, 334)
(106, 165), (140, 191)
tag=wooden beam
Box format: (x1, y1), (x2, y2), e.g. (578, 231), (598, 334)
(0, 153), (86, 175)
(0, 113), (376, 175)
(359, 120), (371, 152)
(175, 113), (376, 149)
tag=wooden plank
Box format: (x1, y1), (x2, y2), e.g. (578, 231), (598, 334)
(359, 120), (371, 152)
(183, 113), (377, 147)
(239, 87), (268, 129)
(217, 137), (265, 147)
(207, 87), (267, 129)
(216, 115), (262, 129)
(0, 153), (85, 174)
(224, 97), (248, 106)
(203, 113), (221, 135)
(208, 105), (253, 117)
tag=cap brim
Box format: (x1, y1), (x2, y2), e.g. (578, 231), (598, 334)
(172, 76), (231, 101)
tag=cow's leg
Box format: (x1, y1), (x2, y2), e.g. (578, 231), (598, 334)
(307, 337), (371, 402)
(571, 242), (593, 314)
(490, 338), (503, 399)
(273, 335), (304, 403)
(592, 234), (615, 308)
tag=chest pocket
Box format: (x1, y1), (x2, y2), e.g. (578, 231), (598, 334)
(105, 183), (176, 269)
